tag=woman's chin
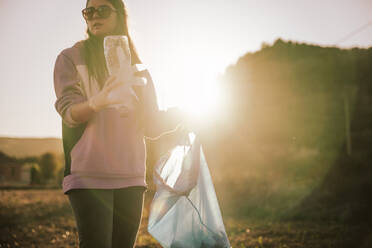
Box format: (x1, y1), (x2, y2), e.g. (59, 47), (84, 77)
(91, 30), (108, 38)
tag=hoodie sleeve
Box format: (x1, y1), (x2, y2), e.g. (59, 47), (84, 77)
(140, 69), (183, 139)
(53, 52), (86, 128)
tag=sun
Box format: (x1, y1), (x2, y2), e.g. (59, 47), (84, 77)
(151, 41), (228, 126)
(178, 78), (221, 118)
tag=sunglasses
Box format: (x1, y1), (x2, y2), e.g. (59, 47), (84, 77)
(82, 5), (117, 21)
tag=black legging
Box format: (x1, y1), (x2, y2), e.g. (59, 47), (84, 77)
(67, 186), (146, 248)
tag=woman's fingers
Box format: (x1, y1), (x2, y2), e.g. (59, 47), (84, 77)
(104, 79), (123, 93)
(103, 75), (117, 87)
(102, 75), (117, 91)
(131, 76), (147, 86)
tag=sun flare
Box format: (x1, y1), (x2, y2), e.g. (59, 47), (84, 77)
(158, 57), (224, 123)
(177, 78), (221, 118)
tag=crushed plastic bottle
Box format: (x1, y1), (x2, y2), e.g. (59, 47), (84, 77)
(103, 35), (146, 116)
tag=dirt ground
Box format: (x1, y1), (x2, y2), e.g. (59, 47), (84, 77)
(0, 189), (369, 248)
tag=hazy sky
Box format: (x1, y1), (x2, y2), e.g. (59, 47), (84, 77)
(0, 0), (371, 138)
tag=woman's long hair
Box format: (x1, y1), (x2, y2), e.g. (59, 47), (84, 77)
(84, 0), (142, 88)
(84, 0), (146, 131)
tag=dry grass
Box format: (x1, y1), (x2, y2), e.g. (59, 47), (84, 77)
(0, 189), (367, 248)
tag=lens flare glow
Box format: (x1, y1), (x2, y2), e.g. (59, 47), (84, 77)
(178, 78), (221, 118)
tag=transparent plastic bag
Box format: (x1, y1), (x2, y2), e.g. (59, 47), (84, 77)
(148, 133), (231, 248)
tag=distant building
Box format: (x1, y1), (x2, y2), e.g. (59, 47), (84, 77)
(0, 162), (32, 185)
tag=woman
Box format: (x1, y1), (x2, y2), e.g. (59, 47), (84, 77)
(53, 0), (184, 247)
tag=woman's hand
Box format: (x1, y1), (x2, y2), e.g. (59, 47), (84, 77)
(88, 75), (126, 112)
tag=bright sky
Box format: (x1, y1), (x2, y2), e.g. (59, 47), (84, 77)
(0, 0), (371, 138)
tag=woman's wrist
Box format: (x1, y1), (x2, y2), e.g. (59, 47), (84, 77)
(88, 97), (100, 112)
(70, 100), (96, 124)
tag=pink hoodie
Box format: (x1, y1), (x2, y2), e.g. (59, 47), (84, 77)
(53, 41), (179, 194)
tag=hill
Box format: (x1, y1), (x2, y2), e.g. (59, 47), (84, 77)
(200, 39), (372, 223)
(0, 137), (62, 158)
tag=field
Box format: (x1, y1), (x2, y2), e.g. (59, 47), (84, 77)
(0, 189), (369, 248)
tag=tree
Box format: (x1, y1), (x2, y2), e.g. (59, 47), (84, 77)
(30, 163), (41, 185)
(39, 152), (58, 184)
